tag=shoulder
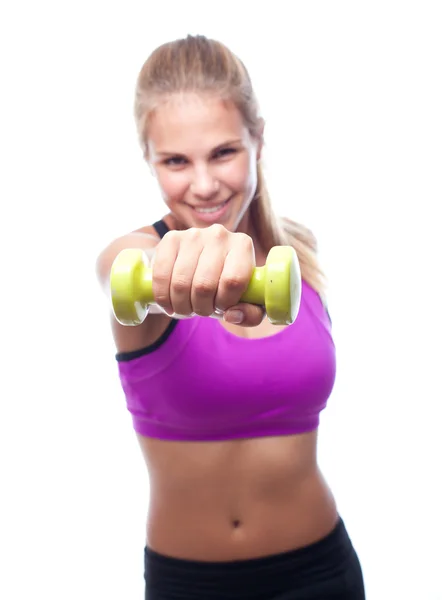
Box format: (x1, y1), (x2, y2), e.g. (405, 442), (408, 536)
(133, 214), (177, 240)
(131, 224), (161, 238)
(279, 216), (318, 253)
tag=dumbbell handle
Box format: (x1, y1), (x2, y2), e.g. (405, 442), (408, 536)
(130, 265), (267, 307)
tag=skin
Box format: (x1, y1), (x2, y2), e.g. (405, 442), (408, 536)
(96, 92), (338, 561)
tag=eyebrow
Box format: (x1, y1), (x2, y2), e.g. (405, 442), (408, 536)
(156, 139), (243, 157)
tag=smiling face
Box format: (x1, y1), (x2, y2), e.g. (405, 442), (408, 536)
(145, 93), (263, 232)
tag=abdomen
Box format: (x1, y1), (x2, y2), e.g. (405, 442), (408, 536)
(139, 431), (339, 561)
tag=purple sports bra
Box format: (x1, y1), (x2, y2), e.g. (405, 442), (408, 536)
(115, 223), (336, 441)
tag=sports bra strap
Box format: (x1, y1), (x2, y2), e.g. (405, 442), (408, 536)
(152, 219), (170, 239)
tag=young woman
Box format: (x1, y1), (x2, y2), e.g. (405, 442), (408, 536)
(96, 34), (365, 600)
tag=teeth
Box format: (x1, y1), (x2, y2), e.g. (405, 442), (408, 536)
(194, 200), (228, 214)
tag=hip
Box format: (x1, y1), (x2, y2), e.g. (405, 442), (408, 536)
(144, 515), (365, 600)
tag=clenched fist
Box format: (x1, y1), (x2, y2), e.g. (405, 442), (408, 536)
(151, 224), (265, 327)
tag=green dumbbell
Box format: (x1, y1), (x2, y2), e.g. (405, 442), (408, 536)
(110, 245), (301, 326)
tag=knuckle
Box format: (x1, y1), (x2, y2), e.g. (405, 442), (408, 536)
(208, 223), (228, 241)
(192, 276), (218, 298)
(170, 276), (190, 296)
(221, 273), (247, 293)
(162, 230), (179, 244)
(236, 232), (254, 250)
(152, 271), (171, 302)
(152, 268), (170, 287)
(184, 227), (201, 243)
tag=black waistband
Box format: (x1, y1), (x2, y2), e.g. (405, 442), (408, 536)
(144, 517), (360, 598)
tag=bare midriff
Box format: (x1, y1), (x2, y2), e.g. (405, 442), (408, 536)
(138, 429), (339, 562)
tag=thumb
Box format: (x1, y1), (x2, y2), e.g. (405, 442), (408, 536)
(223, 303), (266, 328)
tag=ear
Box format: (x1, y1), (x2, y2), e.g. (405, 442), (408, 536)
(143, 140), (156, 177)
(145, 153), (156, 178)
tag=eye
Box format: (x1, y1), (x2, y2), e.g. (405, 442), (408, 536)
(213, 147), (237, 159)
(164, 156), (187, 166)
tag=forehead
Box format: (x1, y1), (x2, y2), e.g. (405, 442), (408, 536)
(147, 93), (249, 155)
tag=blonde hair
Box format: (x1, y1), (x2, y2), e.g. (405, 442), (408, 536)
(133, 35), (327, 296)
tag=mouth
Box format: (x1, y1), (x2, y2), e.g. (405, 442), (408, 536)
(188, 197), (232, 222)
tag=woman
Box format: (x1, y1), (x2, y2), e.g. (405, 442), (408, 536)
(96, 34), (365, 600)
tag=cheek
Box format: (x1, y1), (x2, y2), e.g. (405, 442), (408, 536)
(220, 155), (256, 193)
(156, 170), (189, 202)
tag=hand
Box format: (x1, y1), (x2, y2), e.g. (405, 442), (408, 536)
(151, 224), (265, 327)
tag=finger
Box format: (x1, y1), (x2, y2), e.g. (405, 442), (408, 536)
(215, 233), (255, 311)
(224, 303), (266, 327)
(151, 231), (180, 315)
(191, 241), (228, 317)
(169, 229), (203, 316)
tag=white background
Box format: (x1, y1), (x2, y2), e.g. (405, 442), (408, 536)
(1, 1), (441, 599)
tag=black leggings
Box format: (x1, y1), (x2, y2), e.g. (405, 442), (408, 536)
(144, 517), (365, 599)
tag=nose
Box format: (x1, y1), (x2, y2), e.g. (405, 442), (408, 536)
(190, 166), (220, 199)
